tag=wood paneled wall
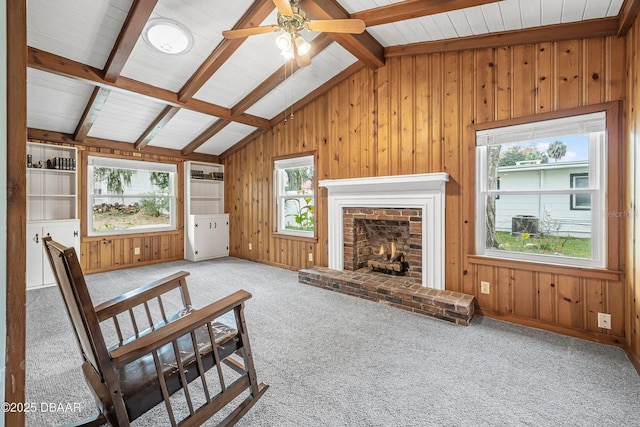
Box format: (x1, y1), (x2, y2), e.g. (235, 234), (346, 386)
(223, 35), (628, 343)
(625, 17), (640, 371)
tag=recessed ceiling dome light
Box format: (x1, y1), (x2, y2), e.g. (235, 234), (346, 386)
(143, 18), (193, 55)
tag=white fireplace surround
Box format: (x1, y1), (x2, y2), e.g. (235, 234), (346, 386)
(319, 173), (449, 290)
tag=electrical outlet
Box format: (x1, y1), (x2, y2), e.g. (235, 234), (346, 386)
(134, 247), (140, 255)
(248, 243), (253, 250)
(597, 312), (611, 329)
(308, 253), (313, 262)
(480, 281), (491, 294)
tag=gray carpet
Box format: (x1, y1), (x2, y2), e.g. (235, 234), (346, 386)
(25, 257), (640, 426)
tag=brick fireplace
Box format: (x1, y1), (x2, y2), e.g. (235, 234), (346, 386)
(319, 173), (449, 290)
(298, 172), (476, 325)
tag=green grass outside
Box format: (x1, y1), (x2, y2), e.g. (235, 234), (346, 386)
(495, 231), (591, 258)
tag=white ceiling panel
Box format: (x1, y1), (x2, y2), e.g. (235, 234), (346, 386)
(337, 0), (404, 14)
(196, 122), (257, 156)
(27, 69), (94, 133)
(541, 0), (565, 26)
(519, 0), (543, 28)
(87, 91), (166, 142)
(27, 0), (131, 69)
(481, 3), (506, 33)
(448, 9), (475, 37)
(246, 43), (357, 119)
(562, 0), (589, 23)
(607, 0), (625, 17)
(193, 11), (320, 109)
(120, 0), (255, 92)
(147, 109), (218, 150)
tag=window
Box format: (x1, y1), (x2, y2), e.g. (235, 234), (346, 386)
(475, 112), (607, 268)
(570, 173), (591, 210)
(87, 156), (177, 235)
(274, 155), (315, 237)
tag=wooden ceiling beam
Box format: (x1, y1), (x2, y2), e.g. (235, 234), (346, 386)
(181, 119), (231, 156)
(28, 127), (219, 163)
(618, 0), (640, 36)
(27, 46), (271, 129)
(353, 0), (501, 27)
(303, 0), (385, 68)
(73, 87), (111, 141)
(103, 0), (159, 82)
(385, 17), (620, 57)
(231, 34), (333, 116)
(178, 0), (275, 102)
(134, 105), (180, 150)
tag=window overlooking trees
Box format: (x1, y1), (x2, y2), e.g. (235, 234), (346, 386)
(274, 155), (315, 238)
(476, 112), (607, 267)
(87, 156), (177, 235)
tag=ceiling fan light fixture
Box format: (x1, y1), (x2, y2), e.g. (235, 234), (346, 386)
(294, 35), (311, 56)
(275, 32), (293, 52)
(143, 18), (193, 55)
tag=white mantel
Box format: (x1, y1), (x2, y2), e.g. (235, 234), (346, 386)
(319, 173), (449, 290)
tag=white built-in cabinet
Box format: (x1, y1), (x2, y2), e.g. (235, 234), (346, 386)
(184, 161), (229, 261)
(26, 142), (80, 289)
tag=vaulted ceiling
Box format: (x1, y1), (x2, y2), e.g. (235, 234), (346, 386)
(26, 0), (634, 160)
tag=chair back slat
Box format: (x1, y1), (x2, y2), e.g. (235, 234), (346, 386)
(42, 237), (109, 377)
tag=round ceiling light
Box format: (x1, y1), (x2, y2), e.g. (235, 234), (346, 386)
(143, 18), (193, 55)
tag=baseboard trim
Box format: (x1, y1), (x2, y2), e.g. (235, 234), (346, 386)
(476, 309), (626, 348)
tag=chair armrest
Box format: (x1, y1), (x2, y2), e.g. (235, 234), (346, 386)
(109, 289), (252, 367)
(94, 271), (191, 322)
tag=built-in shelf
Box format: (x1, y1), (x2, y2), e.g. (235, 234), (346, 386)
(185, 161), (229, 261)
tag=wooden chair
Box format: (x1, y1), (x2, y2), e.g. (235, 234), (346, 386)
(42, 236), (268, 426)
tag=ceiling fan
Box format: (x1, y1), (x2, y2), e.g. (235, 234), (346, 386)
(222, 0), (366, 68)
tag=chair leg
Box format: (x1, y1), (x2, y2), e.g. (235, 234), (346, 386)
(218, 383), (269, 427)
(61, 412), (107, 427)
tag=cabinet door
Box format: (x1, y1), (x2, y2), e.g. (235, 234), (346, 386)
(41, 221), (80, 286)
(212, 215), (229, 258)
(26, 223), (44, 289)
(193, 217), (216, 260)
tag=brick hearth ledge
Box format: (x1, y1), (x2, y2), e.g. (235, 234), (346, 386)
(298, 267), (475, 326)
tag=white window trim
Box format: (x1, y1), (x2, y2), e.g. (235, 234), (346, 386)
(274, 155), (315, 238)
(475, 112), (607, 268)
(87, 156), (177, 236)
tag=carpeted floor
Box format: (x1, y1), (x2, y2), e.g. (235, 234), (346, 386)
(25, 257), (640, 426)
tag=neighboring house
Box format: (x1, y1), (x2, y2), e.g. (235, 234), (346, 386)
(496, 160), (590, 238)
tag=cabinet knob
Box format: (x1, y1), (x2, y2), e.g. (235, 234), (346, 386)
(195, 223), (198, 228)
(34, 233), (39, 244)
(74, 231), (78, 237)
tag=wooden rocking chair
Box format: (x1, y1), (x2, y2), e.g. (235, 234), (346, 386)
(42, 237), (268, 426)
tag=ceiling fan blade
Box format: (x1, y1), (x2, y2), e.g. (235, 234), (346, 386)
(222, 25), (280, 39)
(306, 19), (366, 34)
(273, 0), (293, 17)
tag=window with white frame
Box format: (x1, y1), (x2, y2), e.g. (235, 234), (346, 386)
(475, 112), (607, 268)
(87, 156), (177, 235)
(274, 155), (315, 237)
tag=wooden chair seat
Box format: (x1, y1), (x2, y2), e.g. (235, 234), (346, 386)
(42, 236), (268, 426)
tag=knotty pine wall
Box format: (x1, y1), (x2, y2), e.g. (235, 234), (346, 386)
(625, 16), (640, 371)
(223, 34), (629, 345)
